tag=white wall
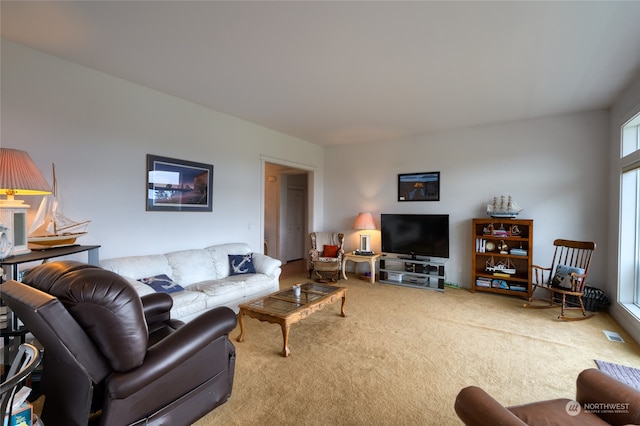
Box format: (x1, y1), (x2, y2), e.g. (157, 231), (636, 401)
(0, 40), (614, 296)
(608, 72), (640, 343)
(1, 41), (325, 260)
(324, 111), (610, 288)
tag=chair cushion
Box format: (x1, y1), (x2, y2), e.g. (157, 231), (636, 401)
(323, 245), (339, 257)
(552, 264), (585, 289)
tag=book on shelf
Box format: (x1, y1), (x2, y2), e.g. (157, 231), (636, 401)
(509, 248), (527, 256)
(475, 277), (492, 287)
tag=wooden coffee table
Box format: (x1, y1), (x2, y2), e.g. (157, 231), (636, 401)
(236, 283), (347, 357)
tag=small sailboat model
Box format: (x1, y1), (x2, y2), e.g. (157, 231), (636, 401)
(487, 195), (523, 218)
(485, 257), (517, 274)
(28, 164), (90, 249)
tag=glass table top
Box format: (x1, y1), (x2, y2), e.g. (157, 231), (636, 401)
(244, 282), (342, 315)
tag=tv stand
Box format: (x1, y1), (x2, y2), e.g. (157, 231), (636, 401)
(399, 255), (431, 261)
(379, 255), (445, 292)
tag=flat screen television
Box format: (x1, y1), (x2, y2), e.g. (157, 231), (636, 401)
(381, 214), (449, 259)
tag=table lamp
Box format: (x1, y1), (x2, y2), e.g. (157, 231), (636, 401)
(0, 148), (52, 257)
(353, 212), (376, 253)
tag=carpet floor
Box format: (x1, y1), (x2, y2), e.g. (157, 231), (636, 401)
(193, 272), (640, 426)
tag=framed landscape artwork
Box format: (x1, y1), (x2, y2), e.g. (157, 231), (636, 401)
(397, 172), (440, 202)
(146, 154), (213, 212)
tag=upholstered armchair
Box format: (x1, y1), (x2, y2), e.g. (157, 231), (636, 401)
(455, 368), (640, 425)
(308, 232), (345, 282)
(2, 260), (237, 426)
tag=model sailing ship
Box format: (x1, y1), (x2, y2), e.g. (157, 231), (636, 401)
(28, 164), (90, 249)
(486, 195), (522, 218)
(485, 257), (517, 274)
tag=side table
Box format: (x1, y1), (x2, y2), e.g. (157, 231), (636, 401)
(1, 244), (100, 329)
(341, 253), (381, 284)
(1, 244), (100, 281)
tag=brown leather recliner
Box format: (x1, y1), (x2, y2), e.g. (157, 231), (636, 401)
(1, 260), (237, 426)
(455, 368), (640, 425)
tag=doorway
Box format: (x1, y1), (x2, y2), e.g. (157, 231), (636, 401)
(264, 162), (311, 265)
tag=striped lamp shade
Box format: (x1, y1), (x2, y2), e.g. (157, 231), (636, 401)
(0, 148), (52, 201)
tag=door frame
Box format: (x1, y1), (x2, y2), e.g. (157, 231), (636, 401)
(261, 156), (316, 264)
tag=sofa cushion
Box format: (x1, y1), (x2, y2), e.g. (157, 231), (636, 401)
(190, 274), (277, 309)
(169, 290), (210, 319)
(166, 249), (218, 285)
(206, 243), (252, 277)
(138, 274), (185, 293)
(229, 254), (256, 275)
(100, 254), (173, 281)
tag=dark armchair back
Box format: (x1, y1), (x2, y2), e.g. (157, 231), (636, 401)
(3, 260), (237, 426)
(23, 261), (148, 371)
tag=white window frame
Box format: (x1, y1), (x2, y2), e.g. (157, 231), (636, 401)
(619, 112), (640, 319)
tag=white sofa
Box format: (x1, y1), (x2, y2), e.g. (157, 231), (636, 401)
(100, 243), (281, 322)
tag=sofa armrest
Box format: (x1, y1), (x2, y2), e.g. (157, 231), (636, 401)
(140, 293), (174, 324)
(576, 368), (640, 425)
(106, 306), (237, 399)
(455, 386), (528, 426)
(252, 252), (282, 275)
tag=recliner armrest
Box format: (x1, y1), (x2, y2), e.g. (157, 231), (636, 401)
(576, 368), (640, 425)
(106, 306), (237, 399)
(455, 386), (528, 426)
(140, 293), (173, 324)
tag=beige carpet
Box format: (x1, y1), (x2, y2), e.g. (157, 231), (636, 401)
(194, 273), (640, 425)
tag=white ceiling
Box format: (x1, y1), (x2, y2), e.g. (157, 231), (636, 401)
(3, 1), (640, 146)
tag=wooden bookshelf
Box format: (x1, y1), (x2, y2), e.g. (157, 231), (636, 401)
(471, 218), (532, 299)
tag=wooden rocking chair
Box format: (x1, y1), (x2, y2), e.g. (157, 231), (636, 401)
(523, 239), (596, 321)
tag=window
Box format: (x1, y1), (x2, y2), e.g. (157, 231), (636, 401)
(622, 113), (640, 157)
(620, 112), (640, 311)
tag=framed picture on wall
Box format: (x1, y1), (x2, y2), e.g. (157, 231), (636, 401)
(146, 154), (213, 212)
(397, 172), (440, 202)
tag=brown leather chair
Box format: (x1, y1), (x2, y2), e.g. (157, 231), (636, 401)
(455, 368), (640, 425)
(1, 260), (237, 426)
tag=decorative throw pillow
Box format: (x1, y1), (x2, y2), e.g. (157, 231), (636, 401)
(229, 254), (256, 275)
(138, 274), (184, 293)
(551, 264), (586, 289)
(323, 244), (339, 258)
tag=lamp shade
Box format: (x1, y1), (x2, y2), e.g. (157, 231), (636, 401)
(353, 212), (376, 230)
(0, 148), (52, 202)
